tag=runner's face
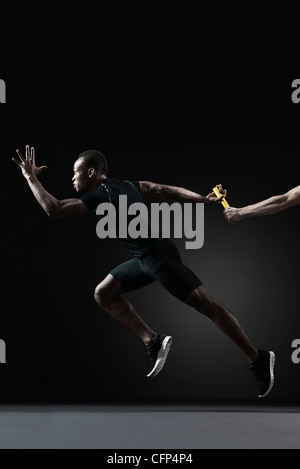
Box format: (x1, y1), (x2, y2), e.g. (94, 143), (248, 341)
(72, 159), (90, 193)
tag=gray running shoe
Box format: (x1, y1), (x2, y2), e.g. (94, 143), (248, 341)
(248, 349), (275, 398)
(146, 335), (172, 378)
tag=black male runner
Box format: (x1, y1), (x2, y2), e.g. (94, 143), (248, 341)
(12, 145), (275, 397)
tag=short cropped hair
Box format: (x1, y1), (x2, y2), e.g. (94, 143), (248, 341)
(78, 150), (108, 175)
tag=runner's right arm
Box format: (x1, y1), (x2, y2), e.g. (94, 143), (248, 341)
(12, 145), (89, 218)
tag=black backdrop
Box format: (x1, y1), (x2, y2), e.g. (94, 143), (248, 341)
(0, 4), (300, 403)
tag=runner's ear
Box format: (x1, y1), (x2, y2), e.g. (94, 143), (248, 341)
(88, 167), (95, 178)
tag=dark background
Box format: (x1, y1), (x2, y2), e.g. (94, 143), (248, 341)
(0, 3), (300, 403)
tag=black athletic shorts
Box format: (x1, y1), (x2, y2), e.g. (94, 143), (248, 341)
(110, 239), (202, 302)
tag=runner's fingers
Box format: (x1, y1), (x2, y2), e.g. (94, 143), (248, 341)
(26, 145), (30, 160)
(16, 149), (25, 163)
(31, 146), (35, 163)
(12, 157), (22, 166)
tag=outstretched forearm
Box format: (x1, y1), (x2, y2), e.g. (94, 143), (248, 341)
(27, 174), (61, 216)
(26, 175), (89, 218)
(157, 184), (208, 203)
(235, 187), (300, 219)
(139, 181), (219, 205)
(239, 195), (287, 218)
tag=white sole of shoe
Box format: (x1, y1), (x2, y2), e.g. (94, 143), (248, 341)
(147, 336), (173, 378)
(258, 350), (275, 398)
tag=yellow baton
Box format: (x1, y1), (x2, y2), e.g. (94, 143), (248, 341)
(212, 186), (230, 209)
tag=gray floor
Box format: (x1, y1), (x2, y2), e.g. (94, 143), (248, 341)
(0, 403), (299, 449)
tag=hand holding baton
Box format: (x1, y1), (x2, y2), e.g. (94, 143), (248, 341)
(212, 185), (230, 209)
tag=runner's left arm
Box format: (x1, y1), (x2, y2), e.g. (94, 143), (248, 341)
(139, 181), (226, 206)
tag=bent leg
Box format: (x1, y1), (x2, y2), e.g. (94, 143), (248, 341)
(94, 273), (156, 346)
(185, 285), (258, 362)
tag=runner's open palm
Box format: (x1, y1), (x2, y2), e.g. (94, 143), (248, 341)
(12, 145), (48, 179)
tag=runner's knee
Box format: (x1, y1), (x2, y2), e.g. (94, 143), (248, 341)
(94, 284), (106, 307)
(94, 283), (116, 309)
(94, 275), (122, 309)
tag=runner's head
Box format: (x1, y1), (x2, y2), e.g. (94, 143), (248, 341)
(72, 150), (108, 193)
